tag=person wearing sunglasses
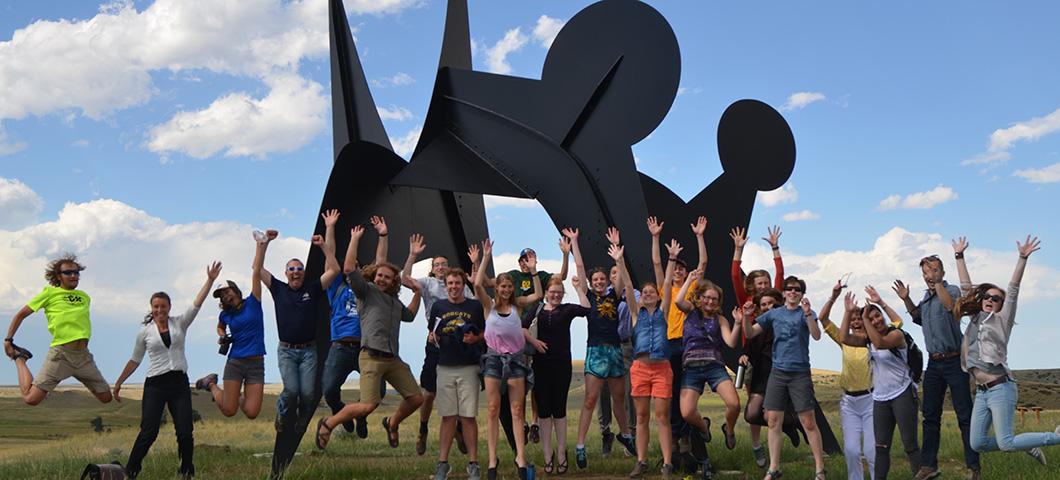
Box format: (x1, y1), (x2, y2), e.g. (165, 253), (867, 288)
(951, 236), (1060, 465)
(4, 254), (112, 406)
(742, 276), (827, 480)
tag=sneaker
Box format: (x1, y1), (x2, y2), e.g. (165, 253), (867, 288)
(486, 465), (498, 480)
(467, 462), (481, 480)
(575, 446), (588, 469)
(660, 463), (674, 480)
(601, 428), (615, 456)
(433, 461), (451, 480)
(355, 416), (368, 438)
(629, 461), (650, 478)
(913, 466), (941, 480)
(752, 445), (767, 468)
(530, 423), (540, 444)
(194, 373), (217, 391)
(1027, 447), (1048, 466)
(617, 433), (636, 457)
(417, 421), (429, 456)
(455, 422), (468, 454)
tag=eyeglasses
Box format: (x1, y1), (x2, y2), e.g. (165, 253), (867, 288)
(61, 270), (81, 276)
(287, 266), (305, 272)
(784, 286), (804, 293)
(702, 297), (720, 303)
(982, 294), (1003, 303)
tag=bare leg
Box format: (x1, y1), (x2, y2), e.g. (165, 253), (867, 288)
(439, 416), (458, 462)
(766, 409), (785, 475)
(420, 390), (435, 423)
(634, 396), (651, 462)
(390, 393), (425, 428)
(681, 389), (707, 432)
(328, 402), (380, 429)
(15, 358), (47, 405)
(555, 417), (569, 465)
(717, 381), (741, 433)
(798, 409), (826, 472)
(485, 377), (502, 469)
(459, 416), (479, 460)
(213, 380), (240, 417)
(241, 383), (264, 419)
(540, 417), (554, 464)
(607, 376), (631, 435)
(508, 378), (528, 467)
(577, 375), (604, 445)
(654, 396), (673, 465)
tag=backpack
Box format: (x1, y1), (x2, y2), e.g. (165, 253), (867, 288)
(887, 327), (924, 384)
(80, 462), (126, 480)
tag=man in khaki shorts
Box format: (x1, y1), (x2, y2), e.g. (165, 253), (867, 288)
(314, 259), (424, 450)
(428, 269), (485, 480)
(4, 254), (112, 405)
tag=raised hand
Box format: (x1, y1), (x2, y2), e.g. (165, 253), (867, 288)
(687, 267), (703, 283)
(830, 279), (843, 300)
(843, 291), (856, 311)
(265, 229), (279, 242)
(952, 236), (968, 254)
(409, 234), (427, 256)
(561, 227), (579, 240)
(865, 285), (883, 304)
(763, 225), (782, 248)
(206, 261), (223, 281)
(370, 215), (388, 236)
(801, 298), (813, 316)
(571, 274), (582, 290)
(401, 275), (419, 291)
(1018, 235), (1041, 257)
(481, 239), (494, 258)
(311, 234), (324, 246)
(732, 305), (744, 323)
(729, 226), (748, 248)
(350, 225), (365, 240)
(606, 226), (621, 246)
(646, 216), (664, 237)
(558, 236), (572, 255)
(321, 209), (340, 227)
(467, 243), (481, 264)
(526, 254), (538, 273)
(742, 300), (755, 317)
(608, 243), (625, 261)
(891, 279), (910, 300)
(665, 238), (684, 258)
(690, 216), (708, 236)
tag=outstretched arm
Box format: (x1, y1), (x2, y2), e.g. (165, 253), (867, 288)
(892, 279), (920, 323)
(193, 262), (223, 309)
(952, 236), (972, 294)
(819, 280), (843, 345)
(474, 239), (495, 317)
(562, 228), (587, 296)
(557, 235), (570, 282)
(516, 255), (544, 309)
(660, 239), (680, 318)
(865, 285), (904, 327)
(734, 302), (763, 339)
(648, 216), (665, 286)
(764, 226), (784, 289)
(691, 216), (708, 272)
(319, 210), (342, 287)
(1003, 236), (1041, 321)
(402, 234), (426, 282)
(606, 227), (625, 294)
(729, 227), (749, 304)
(343, 226), (365, 274)
(251, 229), (277, 301)
(370, 216), (389, 265)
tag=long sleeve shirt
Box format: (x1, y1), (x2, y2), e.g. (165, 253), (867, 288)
(130, 305), (200, 378)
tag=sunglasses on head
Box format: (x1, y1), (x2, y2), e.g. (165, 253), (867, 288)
(287, 266), (305, 272)
(784, 285), (804, 293)
(61, 270), (81, 276)
(982, 294), (1003, 303)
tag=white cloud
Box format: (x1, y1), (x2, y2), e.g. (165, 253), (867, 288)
(483, 195), (539, 209)
(71, 139), (91, 148)
(377, 105), (414, 122)
(782, 210), (820, 222)
(877, 185), (958, 210)
(146, 73), (328, 159)
(964, 107), (1060, 167)
(390, 124), (422, 159)
(677, 86), (703, 96)
(758, 182), (799, 207)
(1013, 162), (1060, 184)
(371, 72), (415, 88)
(0, 177), (44, 229)
(780, 92), (826, 112)
(0, 125), (26, 155)
(484, 27), (528, 75)
(531, 15), (565, 49)
(346, 0), (424, 15)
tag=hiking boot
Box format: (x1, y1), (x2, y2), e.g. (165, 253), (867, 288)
(629, 460), (649, 478)
(194, 373), (217, 391)
(617, 433), (636, 457)
(913, 466), (941, 480)
(660, 463), (675, 480)
(752, 444), (767, 468)
(433, 461), (451, 480)
(416, 421), (429, 456)
(601, 428), (615, 456)
(1027, 447), (1048, 466)
(466, 462), (481, 480)
(575, 446), (588, 469)
(529, 423), (540, 444)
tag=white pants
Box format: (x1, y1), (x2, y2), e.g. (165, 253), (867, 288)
(840, 392), (876, 480)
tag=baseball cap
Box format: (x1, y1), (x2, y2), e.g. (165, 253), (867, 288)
(519, 248), (536, 261)
(212, 280), (239, 298)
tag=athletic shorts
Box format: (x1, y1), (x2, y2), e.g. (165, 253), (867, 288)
(223, 356), (265, 385)
(436, 364), (481, 417)
(585, 344), (625, 379)
(34, 346), (110, 394)
(681, 362), (732, 393)
(764, 369), (816, 413)
(359, 351), (419, 405)
(630, 359), (672, 398)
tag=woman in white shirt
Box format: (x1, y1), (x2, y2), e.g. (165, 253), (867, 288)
(113, 262), (221, 479)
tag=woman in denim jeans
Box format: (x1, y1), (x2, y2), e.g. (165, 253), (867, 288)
(952, 236), (1059, 465)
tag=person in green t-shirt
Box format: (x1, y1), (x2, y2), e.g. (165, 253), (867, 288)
(4, 254), (112, 405)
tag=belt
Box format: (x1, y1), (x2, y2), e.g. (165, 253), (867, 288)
(976, 376), (1010, 392)
(279, 341), (314, 349)
(844, 389), (873, 397)
(363, 347), (395, 358)
(928, 350), (961, 361)
(333, 338), (361, 347)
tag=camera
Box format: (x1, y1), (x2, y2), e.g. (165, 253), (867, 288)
(218, 335), (233, 355)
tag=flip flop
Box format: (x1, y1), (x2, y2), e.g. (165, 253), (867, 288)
(315, 417), (332, 450)
(382, 416), (399, 448)
(764, 470), (783, 480)
(557, 450), (569, 474)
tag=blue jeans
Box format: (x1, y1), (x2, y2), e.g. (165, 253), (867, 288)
(277, 346), (318, 421)
(920, 356), (978, 470)
(970, 380), (1060, 452)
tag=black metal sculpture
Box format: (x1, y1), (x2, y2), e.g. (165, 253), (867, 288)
(271, 0), (834, 475)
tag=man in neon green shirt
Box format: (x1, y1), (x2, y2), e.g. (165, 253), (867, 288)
(4, 254), (112, 405)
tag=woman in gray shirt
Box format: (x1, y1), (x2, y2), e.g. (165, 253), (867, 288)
(952, 235), (1059, 465)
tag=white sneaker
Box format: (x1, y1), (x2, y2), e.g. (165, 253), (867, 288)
(1027, 447), (1047, 466)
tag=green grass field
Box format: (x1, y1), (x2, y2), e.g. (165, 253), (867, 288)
(2, 370), (1059, 479)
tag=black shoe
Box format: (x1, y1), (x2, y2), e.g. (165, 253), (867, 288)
(701, 417), (713, 443)
(355, 416), (367, 437)
(8, 342), (32, 361)
(617, 433), (636, 457)
(601, 429), (615, 456)
(487, 466), (498, 480)
(518, 466), (528, 480)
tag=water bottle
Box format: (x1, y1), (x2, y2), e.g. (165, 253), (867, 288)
(252, 230), (266, 242)
(526, 463), (535, 480)
(734, 364), (747, 389)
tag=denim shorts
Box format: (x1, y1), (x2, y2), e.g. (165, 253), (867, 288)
(482, 353), (529, 380)
(681, 362), (732, 393)
(585, 344), (625, 379)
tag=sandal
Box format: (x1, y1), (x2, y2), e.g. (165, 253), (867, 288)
(557, 450), (569, 474)
(722, 422), (736, 450)
(382, 416), (399, 448)
(814, 469), (826, 480)
(544, 458), (553, 474)
(315, 417), (332, 450)
(764, 470), (783, 480)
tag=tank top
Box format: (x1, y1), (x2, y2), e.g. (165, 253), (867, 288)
(485, 307), (525, 354)
(870, 342), (912, 401)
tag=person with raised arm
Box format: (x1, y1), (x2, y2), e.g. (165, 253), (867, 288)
(675, 266), (741, 470)
(475, 238), (542, 480)
(314, 226), (423, 451)
(401, 232), (479, 456)
(566, 227), (637, 469)
(598, 227), (639, 457)
(840, 286), (921, 480)
(320, 212), (388, 438)
(113, 262), (221, 479)
(194, 232), (269, 420)
(625, 239), (677, 479)
(952, 236), (1059, 464)
(5, 254), (113, 406)
(741, 275), (826, 480)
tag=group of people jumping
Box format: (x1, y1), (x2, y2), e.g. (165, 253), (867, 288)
(4, 207), (1059, 480)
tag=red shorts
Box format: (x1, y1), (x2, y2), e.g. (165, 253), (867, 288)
(630, 359), (672, 398)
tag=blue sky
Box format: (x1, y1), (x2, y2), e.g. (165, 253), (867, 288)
(2, 0), (1059, 386)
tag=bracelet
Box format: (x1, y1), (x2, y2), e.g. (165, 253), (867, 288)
(379, 233), (388, 237)
(668, 257), (677, 261)
(954, 252), (964, 259)
(771, 246), (780, 251)
(1020, 254), (1029, 259)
